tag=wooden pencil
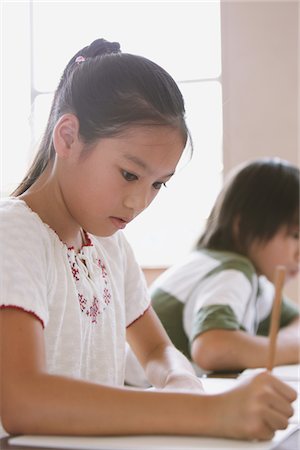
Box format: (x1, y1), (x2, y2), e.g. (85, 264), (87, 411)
(267, 265), (286, 371)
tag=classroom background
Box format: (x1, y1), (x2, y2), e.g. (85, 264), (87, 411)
(2, 0), (299, 302)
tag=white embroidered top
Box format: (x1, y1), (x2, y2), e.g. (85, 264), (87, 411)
(0, 198), (150, 386)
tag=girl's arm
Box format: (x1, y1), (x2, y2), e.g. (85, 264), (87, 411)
(1, 308), (296, 440)
(126, 307), (203, 391)
(191, 316), (300, 372)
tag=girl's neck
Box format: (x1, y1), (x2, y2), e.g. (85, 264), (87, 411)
(18, 170), (84, 251)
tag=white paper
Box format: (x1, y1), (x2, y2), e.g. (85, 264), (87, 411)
(201, 377), (237, 393)
(9, 424), (299, 450)
(0, 422), (8, 439)
(239, 364), (300, 382)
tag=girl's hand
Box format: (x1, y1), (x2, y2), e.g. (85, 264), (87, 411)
(163, 371), (204, 393)
(216, 371), (297, 440)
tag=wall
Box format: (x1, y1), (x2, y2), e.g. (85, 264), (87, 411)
(221, 0), (298, 169)
(221, 0), (299, 302)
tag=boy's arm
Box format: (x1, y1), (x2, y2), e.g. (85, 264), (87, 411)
(257, 296), (300, 335)
(276, 316), (300, 362)
(191, 316), (300, 372)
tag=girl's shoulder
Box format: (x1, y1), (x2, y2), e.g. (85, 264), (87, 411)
(0, 197), (57, 250)
(0, 197), (26, 214)
(0, 197), (42, 230)
(0, 197), (41, 223)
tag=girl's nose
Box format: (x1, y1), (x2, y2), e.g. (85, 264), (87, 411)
(123, 190), (151, 215)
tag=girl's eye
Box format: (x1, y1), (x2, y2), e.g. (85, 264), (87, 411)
(152, 181), (167, 191)
(122, 170), (138, 182)
(287, 227), (299, 240)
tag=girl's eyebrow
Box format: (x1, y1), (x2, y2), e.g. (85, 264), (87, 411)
(123, 154), (175, 178)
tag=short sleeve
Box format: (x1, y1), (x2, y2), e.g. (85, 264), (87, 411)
(188, 269), (253, 342)
(118, 233), (150, 326)
(191, 304), (241, 339)
(0, 201), (51, 326)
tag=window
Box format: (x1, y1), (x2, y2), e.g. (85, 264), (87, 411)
(2, 1), (222, 267)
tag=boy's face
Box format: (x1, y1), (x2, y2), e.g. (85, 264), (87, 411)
(248, 224), (299, 283)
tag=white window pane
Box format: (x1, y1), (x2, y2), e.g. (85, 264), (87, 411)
(32, 1), (221, 92)
(1, 2), (31, 196)
(124, 81), (223, 267)
(31, 94), (54, 150)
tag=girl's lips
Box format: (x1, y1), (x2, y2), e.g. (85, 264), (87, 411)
(110, 217), (128, 230)
(288, 267), (299, 278)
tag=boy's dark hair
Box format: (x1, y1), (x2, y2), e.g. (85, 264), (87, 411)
(13, 38), (189, 196)
(197, 158), (299, 254)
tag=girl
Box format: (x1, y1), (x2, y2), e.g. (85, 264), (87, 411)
(150, 158), (300, 374)
(0, 39), (296, 441)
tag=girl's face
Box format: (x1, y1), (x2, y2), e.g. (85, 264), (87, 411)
(248, 225), (299, 283)
(58, 125), (185, 237)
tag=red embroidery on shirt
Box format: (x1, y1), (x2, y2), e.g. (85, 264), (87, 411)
(78, 293), (87, 312)
(97, 259), (108, 279)
(71, 263), (80, 281)
(82, 230), (93, 247)
(68, 250), (111, 325)
(89, 296), (100, 324)
(103, 287), (111, 305)
(67, 253), (80, 281)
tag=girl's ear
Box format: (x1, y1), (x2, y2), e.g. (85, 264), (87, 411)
(53, 114), (80, 158)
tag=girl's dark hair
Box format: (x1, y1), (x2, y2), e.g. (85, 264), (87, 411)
(13, 38), (189, 196)
(197, 158), (299, 254)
